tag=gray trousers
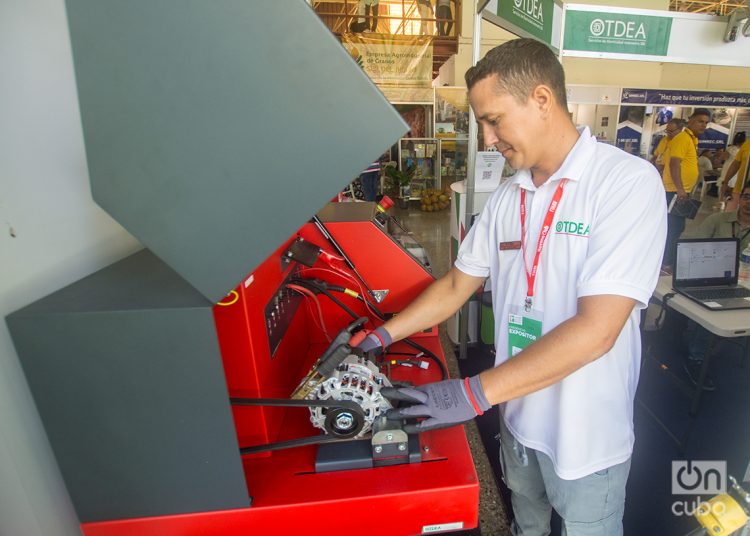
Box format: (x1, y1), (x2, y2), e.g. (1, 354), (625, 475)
(497, 418), (631, 536)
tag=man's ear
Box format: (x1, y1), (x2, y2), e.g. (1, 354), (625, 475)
(530, 84), (555, 117)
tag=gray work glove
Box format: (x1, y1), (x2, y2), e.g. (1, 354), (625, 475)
(382, 375), (491, 433)
(351, 326), (392, 355)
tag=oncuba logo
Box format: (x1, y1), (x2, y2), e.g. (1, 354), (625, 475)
(589, 18), (647, 41)
(555, 220), (590, 237)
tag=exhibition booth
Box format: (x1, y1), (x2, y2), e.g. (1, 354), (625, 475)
(4, 1), (750, 536)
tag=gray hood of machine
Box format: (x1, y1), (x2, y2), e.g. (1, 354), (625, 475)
(66, 0), (408, 302)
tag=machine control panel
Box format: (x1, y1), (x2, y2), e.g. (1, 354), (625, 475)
(264, 267), (303, 357)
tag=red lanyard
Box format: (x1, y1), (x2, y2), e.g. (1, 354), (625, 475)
(520, 179), (567, 311)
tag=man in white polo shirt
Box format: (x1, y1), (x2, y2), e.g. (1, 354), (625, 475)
(356, 39), (666, 534)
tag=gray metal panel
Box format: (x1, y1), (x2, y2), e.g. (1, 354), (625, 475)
(317, 201), (377, 223)
(6, 251), (249, 522)
(14, 249), (209, 314)
(65, 0), (408, 302)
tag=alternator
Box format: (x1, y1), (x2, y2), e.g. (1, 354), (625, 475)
(308, 355), (392, 438)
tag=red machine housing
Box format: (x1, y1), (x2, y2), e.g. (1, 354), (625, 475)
(81, 203), (479, 536)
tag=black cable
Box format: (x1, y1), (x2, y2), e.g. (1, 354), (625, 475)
(292, 277), (448, 380)
(400, 337), (448, 380)
(318, 281), (389, 322)
(289, 279), (361, 321)
(311, 215), (377, 300)
(656, 292), (676, 330)
(388, 359), (425, 368)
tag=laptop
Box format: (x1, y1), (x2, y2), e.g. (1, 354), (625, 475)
(673, 238), (750, 310)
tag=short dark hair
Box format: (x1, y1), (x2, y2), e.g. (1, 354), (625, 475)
(691, 108), (712, 120)
(666, 118), (682, 130)
(733, 131), (746, 146)
(465, 38), (567, 109)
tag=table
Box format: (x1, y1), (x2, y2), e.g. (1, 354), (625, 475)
(646, 276), (750, 449)
(653, 275), (750, 339)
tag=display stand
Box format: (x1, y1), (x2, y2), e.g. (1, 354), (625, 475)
(447, 180), (495, 345)
(398, 138), (441, 200)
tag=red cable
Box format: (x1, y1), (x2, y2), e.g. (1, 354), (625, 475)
(298, 266), (381, 319)
(308, 254), (378, 311)
(290, 287), (324, 336)
(287, 284), (331, 342)
(298, 267), (358, 287)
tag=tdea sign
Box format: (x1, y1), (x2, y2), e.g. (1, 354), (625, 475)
(497, 0), (554, 44)
(564, 9), (673, 56)
(589, 18), (646, 42)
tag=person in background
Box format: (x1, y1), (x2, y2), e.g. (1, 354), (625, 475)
(355, 38), (666, 535)
(436, 0), (455, 36)
(661, 108), (711, 271)
(682, 183), (750, 390)
(359, 159), (381, 202)
(363, 0), (379, 32)
(416, 0), (434, 35)
(722, 133), (749, 210)
(655, 107), (674, 126)
(350, 1), (369, 33)
(650, 118), (682, 175)
(697, 148), (714, 191)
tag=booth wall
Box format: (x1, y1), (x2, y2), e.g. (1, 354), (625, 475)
(567, 0), (668, 7)
(563, 57), (663, 87)
(450, 0), (749, 93)
(660, 64), (750, 92)
(0, 1), (141, 534)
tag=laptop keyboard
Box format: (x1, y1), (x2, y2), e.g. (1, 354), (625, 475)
(688, 287), (750, 300)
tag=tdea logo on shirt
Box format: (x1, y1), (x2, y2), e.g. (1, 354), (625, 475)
(555, 220), (590, 237)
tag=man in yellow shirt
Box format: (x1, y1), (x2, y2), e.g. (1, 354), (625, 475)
(662, 108), (711, 268)
(724, 138), (750, 210)
(650, 118), (682, 175)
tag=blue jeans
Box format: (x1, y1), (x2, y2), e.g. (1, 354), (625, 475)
(498, 417), (631, 536)
(360, 171), (379, 202)
(664, 192), (686, 267)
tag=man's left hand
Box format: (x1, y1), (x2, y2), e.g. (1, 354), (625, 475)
(382, 376), (491, 433)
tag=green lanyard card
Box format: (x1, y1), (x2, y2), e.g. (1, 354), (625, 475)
(508, 306), (543, 358)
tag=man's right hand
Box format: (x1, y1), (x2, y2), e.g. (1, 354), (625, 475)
(351, 326), (392, 355)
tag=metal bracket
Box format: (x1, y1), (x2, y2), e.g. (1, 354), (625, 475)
(370, 289), (389, 303)
(372, 428), (409, 460)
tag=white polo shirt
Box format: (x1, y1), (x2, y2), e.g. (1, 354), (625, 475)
(455, 127), (667, 480)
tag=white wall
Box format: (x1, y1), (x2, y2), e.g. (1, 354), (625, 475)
(0, 1), (141, 534)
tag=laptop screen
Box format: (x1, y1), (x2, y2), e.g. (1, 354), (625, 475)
(674, 238), (739, 287)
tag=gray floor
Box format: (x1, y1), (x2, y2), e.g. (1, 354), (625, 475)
(391, 202), (511, 536)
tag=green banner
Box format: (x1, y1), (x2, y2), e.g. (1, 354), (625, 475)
(563, 10), (672, 56)
(497, 0), (554, 44)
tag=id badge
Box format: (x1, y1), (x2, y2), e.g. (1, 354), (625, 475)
(507, 305), (543, 358)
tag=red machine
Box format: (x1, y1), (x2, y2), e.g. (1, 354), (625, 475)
(81, 203), (478, 536)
